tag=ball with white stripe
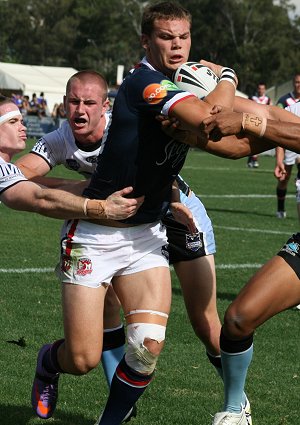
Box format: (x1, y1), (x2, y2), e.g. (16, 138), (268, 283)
(172, 62), (219, 99)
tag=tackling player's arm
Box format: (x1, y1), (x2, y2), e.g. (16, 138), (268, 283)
(1, 181), (144, 220)
(15, 152), (81, 189)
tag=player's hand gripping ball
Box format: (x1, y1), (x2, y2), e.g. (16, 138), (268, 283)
(172, 62), (219, 99)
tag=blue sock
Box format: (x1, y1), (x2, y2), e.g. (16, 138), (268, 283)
(206, 351), (248, 406)
(220, 329), (254, 413)
(99, 356), (153, 425)
(102, 325), (126, 386)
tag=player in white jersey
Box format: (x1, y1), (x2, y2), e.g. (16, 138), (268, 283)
(274, 75), (300, 218)
(17, 70), (229, 424)
(274, 101), (300, 220)
(0, 97), (143, 232)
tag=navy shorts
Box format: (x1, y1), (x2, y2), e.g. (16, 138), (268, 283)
(277, 233), (300, 279)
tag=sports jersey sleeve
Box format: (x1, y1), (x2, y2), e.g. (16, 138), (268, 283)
(0, 161), (27, 194)
(128, 66), (195, 116)
(30, 121), (71, 168)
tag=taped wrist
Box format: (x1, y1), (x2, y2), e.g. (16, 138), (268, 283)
(84, 199), (107, 219)
(220, 67), (238, 88)
(242, 112), (267, 137)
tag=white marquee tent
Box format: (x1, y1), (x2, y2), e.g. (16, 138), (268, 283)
(0, 62), (78, 113)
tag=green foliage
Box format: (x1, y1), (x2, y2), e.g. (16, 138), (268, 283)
(0, 0), (300, 91)
(1, 149), (300, 424)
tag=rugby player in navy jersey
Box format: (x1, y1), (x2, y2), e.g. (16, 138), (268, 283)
(17, 70), (226, 423)
(29, 2), (240, 424)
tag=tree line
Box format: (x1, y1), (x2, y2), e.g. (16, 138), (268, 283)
(1, 0), (300, 95)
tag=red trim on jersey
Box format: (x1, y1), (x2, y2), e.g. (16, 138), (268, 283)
(168, 94), (195, 113)
(65, 219), (79, 256)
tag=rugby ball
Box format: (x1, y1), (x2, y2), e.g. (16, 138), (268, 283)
(172, 62), (219, 99)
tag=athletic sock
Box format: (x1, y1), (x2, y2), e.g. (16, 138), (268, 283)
(102, 325), (126, 386)
(99, 356), (153, 425)
(277, 188), (287, 211)
(220, 328), (253, 414)
(42, 339), (65, 374)
(206, 351), (223, 380)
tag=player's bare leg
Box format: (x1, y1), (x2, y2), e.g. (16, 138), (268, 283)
(96, 266), (171, 425)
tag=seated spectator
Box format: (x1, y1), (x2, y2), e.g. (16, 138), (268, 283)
(52, 102), (66, 119)
(27, 93), (40, 116)
(21, 95), (30, 115)
(38, 92), (48, 116)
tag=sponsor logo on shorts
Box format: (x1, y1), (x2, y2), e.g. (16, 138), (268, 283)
(61, 255), (72, 272)
(143, 80), (178, 104)
(186, 232), (202, 252)
(76, 257), (93, 276)
(281, 241), (300, 257)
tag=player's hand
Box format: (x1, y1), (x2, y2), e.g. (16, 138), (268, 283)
(157, 114), (189, 141)
(105, 187), (144, 220)
(202, 110), (243, 138)
(274, 163), (287, 181)
(200, 59), (223, 77)
(170, 202), (197, 234)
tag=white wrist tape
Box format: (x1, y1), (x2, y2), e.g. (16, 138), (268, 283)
(220, 67), (237, 88)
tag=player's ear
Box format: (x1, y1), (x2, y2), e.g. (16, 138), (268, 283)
(102, 98), (110, 113)
(141, 34), (149, 50)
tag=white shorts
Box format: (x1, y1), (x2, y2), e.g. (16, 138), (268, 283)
(284, 150), (300, 165)
(56, 220), (169, 288)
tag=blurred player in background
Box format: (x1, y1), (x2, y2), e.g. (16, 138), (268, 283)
(274, 73), (300, 218)
(247, 82), (272, 168)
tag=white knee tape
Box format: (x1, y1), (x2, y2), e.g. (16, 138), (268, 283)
(125, 322), (166, 374)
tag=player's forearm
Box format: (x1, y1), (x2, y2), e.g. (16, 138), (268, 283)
(263, 120), (300, 153)
(34, 189), (108, 219)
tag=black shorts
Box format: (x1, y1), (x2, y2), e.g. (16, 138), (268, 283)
(162, 214), (207, 265)
(277, 232), (300, 279)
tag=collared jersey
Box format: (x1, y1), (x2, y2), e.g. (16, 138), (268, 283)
(30, 112), (111, 178)
(0, 157), (27, 194)
(277, 92), (299, 108)
(84, 59), (194, 224)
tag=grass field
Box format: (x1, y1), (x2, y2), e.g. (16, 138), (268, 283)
(1, 145), (299, 424)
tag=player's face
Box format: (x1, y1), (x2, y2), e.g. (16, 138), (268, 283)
(293, 75), (300, 98)
(257, 84), (266, 96)
(141, 18), (191, 77)
(0, 103), (27, 156)
(65, 79), (109, 143)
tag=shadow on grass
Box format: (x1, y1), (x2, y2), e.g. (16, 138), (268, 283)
(0, 405), (93, 425)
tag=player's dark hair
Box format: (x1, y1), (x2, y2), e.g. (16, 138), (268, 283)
(0, 95), (14, 108)
(141, 1), (192, 36)
(66, 70), (108, 101)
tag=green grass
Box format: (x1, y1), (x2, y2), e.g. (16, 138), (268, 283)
(1, 145), (299, 424)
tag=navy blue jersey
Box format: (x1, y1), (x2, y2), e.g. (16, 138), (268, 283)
(276, 92), (298, 108)
(84, 60), (193, 224)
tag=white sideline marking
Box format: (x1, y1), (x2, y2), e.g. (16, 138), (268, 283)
(196, 193), (294, 199)
(0, 264), (263, 273)
(214, 225), (290, 235)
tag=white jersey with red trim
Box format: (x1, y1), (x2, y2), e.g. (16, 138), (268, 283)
(30, 111), (111, 178)
(0, 157), (27, 194)
(251, 95), (272, 105)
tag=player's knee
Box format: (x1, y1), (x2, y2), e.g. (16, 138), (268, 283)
(223, 303), (253, 338)
(125, 322), (166, 375)
(67, 350), (101, 375)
